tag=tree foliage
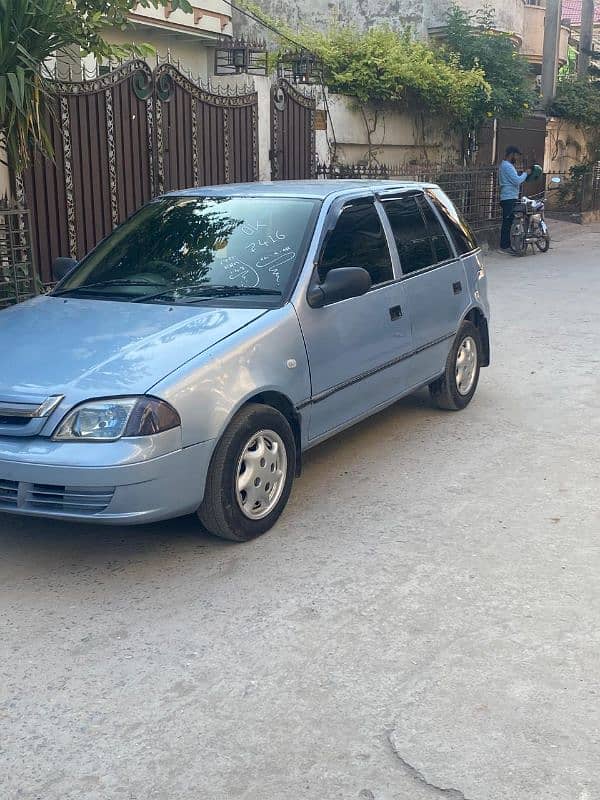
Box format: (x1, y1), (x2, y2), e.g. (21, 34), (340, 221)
(549, 75), (600, 159)
(443, 4), (536, 126)
(294, 26), (490, 123)
(550, 78), (600, 128)
(0, 0), (191, 172)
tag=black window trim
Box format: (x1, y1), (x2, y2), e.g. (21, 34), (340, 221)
(309, 194), (397, 304)
(378, 190), (458, 279)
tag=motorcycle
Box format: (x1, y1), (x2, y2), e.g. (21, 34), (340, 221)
(510, 176), (561, 256)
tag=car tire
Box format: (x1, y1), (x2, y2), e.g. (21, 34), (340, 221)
(197, 404), (296, 542)
(429, 321), (482, 411)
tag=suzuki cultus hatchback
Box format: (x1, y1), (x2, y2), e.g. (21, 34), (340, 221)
(0, 181), (490, 541)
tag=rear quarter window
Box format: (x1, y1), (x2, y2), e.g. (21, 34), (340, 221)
(381, 194), (436, 274)
(427, 188), (478, 256)
(417, 196), (453, 263)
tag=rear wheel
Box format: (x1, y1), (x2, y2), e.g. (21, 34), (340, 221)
(429, 321), (481, 411)
(198, 404), (296, 542)
(510, 218), (527, 256)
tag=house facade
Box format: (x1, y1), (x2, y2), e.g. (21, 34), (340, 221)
(85, 0), (235, 80)
(63, 0), (572, 87)
(234, 0), (570, 75)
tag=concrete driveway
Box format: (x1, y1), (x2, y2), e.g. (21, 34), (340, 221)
(2, 223), (600, 800)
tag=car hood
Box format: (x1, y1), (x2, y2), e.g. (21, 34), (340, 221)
(0, 295), (266, 405)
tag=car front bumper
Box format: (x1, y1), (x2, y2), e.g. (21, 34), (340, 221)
(0, 434), (215, 525)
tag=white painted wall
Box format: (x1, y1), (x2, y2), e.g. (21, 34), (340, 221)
(545, 118), (590, 173)
(85, 27), (212, 79)
(322, 92), (462, 166)
(235, 0), (530, 44)
(427, 0), (525, 37)
(255, 76), (272, 181)
(235, 0), (429, 38)
(131, 0), (232, 37)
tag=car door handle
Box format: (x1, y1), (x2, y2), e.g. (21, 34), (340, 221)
(389, 305), (402, 321)
(453, 281), (462, 295)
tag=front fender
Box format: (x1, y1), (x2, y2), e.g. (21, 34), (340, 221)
(149, 305), (311, 447)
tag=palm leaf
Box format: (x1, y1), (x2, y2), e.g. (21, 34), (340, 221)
(1, 0), (182, 172)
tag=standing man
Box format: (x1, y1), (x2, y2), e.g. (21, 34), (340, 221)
(499, 146), (532, 251)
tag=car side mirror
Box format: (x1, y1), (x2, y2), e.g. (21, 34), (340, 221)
(53, 257), (78, 282)
(307, 267), (372, 308)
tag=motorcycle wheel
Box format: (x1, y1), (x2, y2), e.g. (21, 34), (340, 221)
(510, 220), (527, 256)
(535, 233), (550, 252)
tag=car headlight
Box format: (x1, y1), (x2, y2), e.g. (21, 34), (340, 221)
(53, 396), (181, 442)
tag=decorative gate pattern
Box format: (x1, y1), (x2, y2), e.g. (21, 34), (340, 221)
(270, 80), (316, 181)
(20, 61), (258, 283)
(156, 65), (257, 193)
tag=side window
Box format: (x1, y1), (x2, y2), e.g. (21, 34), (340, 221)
(319, 202), (393, 286)
(427, 189), (478, 255)
(418, 197), (453, 262)
(382, 195), (435, 274)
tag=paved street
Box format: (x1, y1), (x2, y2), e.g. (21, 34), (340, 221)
(2, 222), (600, 800)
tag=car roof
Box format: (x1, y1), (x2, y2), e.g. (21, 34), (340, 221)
(166, 180), (438, 201)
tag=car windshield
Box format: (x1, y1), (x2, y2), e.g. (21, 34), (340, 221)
(55, 195), (320, 303)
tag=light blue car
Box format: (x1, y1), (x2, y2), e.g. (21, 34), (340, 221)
(0, 181), (490, 541)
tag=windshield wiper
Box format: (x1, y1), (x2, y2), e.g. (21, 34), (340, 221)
(53, 278), (167, 297)
(133, 284), (282, 303)
(182, 285), (283, 303)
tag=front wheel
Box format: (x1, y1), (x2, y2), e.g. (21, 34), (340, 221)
(510, 218), (527, 256)
(535, 231), (550, 252)
(198, 404), (296, 542)
(429, 322), (481, 411)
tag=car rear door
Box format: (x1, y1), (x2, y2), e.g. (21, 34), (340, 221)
(294, 195), (414, 441)
(379, 190), (470, 385)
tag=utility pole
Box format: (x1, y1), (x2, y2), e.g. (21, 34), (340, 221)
(542, 0), (563, 104)
(578, 0), (595, 77)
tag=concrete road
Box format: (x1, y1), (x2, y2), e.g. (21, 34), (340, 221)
(2, 224), (600, 800)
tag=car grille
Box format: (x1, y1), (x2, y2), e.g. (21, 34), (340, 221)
(0, 416), (30, 427)
(0, 395), (64, 438)
(0, 479), (115, 515)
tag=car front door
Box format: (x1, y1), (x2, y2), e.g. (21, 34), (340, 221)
(380, 191), (469, 385)
(294, 196), (414, 441)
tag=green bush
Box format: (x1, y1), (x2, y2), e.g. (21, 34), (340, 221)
(295, 26), (490, 124)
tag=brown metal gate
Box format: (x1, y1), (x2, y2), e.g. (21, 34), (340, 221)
(18, 61), (258, 283)
(476, 115), (547, 198)
(155, 64), (257, 193)
(476, 116), (547, 167)
(270, 80), (316, 181)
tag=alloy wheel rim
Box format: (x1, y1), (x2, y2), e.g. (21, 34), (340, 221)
(235, 429), (287, 520)
(455, 336), (477, 396)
